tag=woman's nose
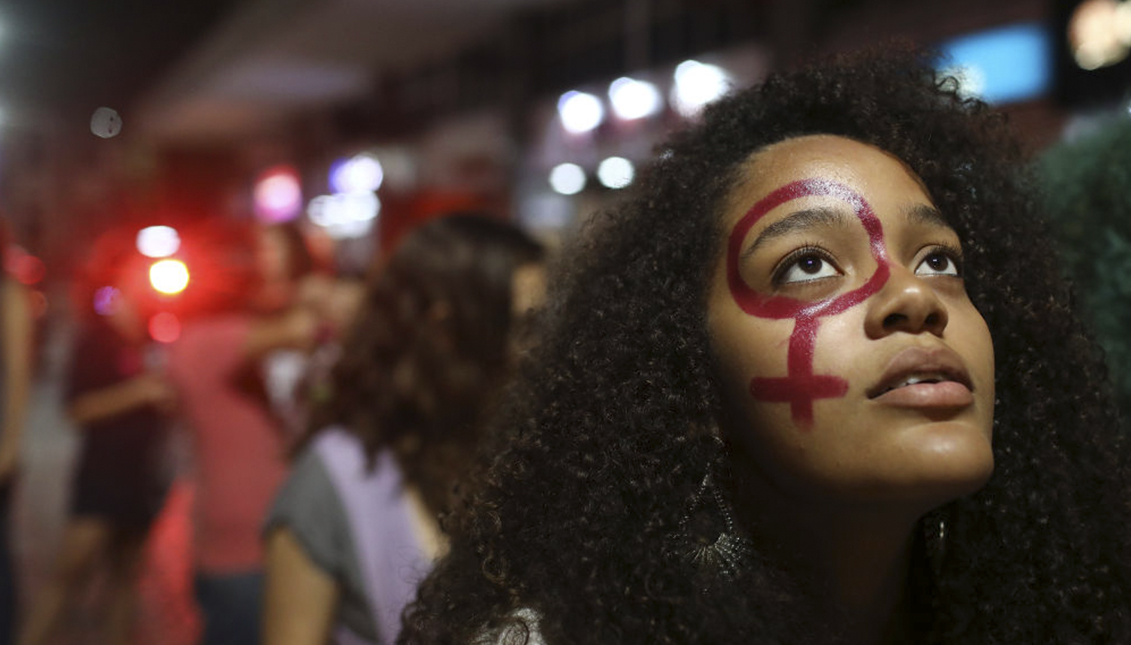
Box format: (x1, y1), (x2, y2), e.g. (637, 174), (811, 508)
(864, 264), (949, 339)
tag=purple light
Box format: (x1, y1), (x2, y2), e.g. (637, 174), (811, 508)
(329, 153), (383, 194)
(93, 286), (120, 316)
(254, 166), (303, 223)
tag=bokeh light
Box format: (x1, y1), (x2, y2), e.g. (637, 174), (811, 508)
(672, 60), (731, 117)
(254, 165), (303, 223)
(609, 77), (662, 120)
(149, 312), (182, 343)
(5, 246), (45, 285)
(149, 259), (190, 295)
(558, 91), (605, 134)
(93, 286), (120, 316)
(1069, 0), (1131, 69)
(549, 163), (587, 195)
(329, 153), (384, 193)
(136, 225), (181, 258)
(307, 192), (381, 239)
(597, 156), (635, 189)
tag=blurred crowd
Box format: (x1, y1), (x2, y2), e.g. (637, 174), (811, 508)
(0, 210), (545, 645)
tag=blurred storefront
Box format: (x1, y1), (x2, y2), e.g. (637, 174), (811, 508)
(3, 0), (1130, 291)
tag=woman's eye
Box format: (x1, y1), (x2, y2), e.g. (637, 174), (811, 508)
(775, 252), (840, 285)
(915, 250), (961, 277)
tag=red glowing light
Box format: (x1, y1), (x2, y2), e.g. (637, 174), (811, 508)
(5, 246), (46, 285)
(149, 312), (181, 343)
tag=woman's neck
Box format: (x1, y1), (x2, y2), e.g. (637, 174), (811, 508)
(729, 467), (921, 644)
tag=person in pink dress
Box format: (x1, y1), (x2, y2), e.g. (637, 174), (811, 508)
(165, 221), (319, 645)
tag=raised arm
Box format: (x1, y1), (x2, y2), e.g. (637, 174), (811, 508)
(65, 372), (173, 426)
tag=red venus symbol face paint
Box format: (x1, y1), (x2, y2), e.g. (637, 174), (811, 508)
(709, 135), (995, 509)
(725, 178), (891, 426)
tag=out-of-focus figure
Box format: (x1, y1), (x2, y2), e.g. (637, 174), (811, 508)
(19, 237), (174, 645)
(1037, 116), (1131, 420)
(262, 214), (545, 645)
(0, 230), (33, 645)
(253, 222), (326, 441)
(164, 220), (320, 645)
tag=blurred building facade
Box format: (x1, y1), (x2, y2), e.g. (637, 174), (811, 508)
(1, 0), (1129, 300)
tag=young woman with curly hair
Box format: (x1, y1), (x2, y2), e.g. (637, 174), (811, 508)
(262, 214), (545, 645)
(398, 47), (1131, 645)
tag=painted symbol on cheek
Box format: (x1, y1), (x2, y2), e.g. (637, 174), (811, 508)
(725, 179), (891, 427)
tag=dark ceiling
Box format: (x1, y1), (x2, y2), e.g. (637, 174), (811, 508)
(0, 0), (239, 126)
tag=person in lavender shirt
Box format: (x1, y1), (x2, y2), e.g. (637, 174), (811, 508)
(262, 214), (544, 645)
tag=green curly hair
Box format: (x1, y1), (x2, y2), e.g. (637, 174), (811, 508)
(1037, 117), (1131, 420)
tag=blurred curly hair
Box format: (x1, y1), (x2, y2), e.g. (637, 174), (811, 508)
(1037, 117), (1131, 420)
(400, 46), (1131, 644)
(303, 214), (544, 515)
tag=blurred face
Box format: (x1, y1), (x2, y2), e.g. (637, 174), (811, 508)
(707, 135), (995, 512)
(257, 227), (290, 284)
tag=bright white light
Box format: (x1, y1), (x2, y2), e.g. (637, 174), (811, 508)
(136, 226), (181, 258)
(330, 153), (384, 193)
(609, 77), (662, 120)
(1070, 0), (1131, 69)
(307, 192), (381, 239)
(938, 64), (987, 99)
(672, 60), (731, 117)
(258, 175), (301, 210)
(549, 163), (586, 195)
(149, 259), (190, 295)
(254, 166), (303, 223)
(558, 91), (605, 134)
(597, 157), (635, 189)
(1117, 1), (1131, 44)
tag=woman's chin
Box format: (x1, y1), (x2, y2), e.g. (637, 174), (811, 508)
(885, 423), (995, 509)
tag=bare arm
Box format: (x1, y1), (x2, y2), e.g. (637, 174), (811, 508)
(263, 526), (339, 645)
(243, 308), (318, 362)
(66, 373), (173, 427)
(0, 280), (33, 481)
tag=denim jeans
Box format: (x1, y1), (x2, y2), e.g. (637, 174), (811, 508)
(194, 570), (264, 645)
(0, 480), (15, 645)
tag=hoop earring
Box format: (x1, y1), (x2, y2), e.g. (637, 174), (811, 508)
(675, 473), (753, 578)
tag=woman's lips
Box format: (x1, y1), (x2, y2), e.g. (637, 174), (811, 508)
(866, 346), (974, 409)
(869, 380), (974, 407)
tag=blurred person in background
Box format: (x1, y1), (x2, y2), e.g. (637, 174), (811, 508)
(262, 214), (545, 645)
(252, 222), (330, 442)
(18, 238), (174, 645)
(254, 222), (316, 315)
(0, 229), (33, 645)
(1036, 116), (1131, 422)
(164, 220), (322, 645)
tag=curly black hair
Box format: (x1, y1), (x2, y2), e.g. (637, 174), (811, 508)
(399, 46), (1131, 644)
(302, 213), (544, 515)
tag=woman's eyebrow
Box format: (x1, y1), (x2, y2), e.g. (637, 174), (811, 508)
(742, 207), (853, 259)
(904, 203), (949, 229)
